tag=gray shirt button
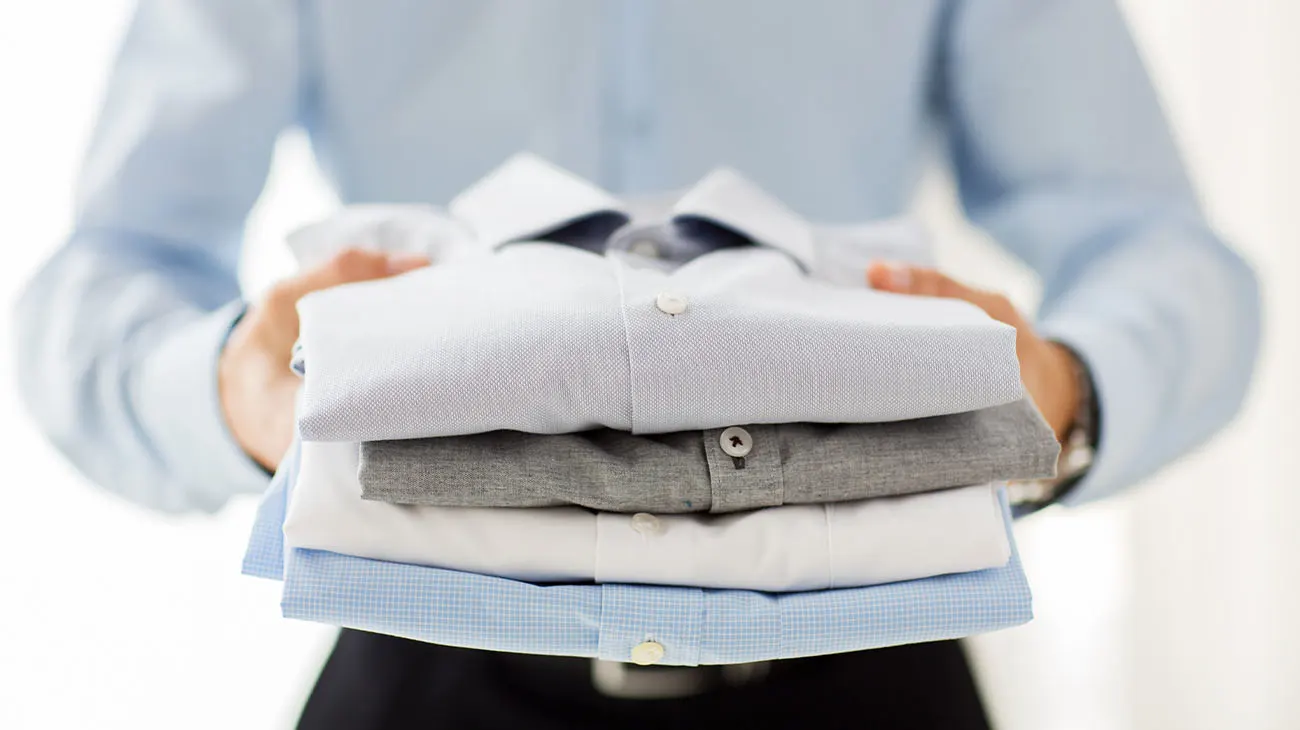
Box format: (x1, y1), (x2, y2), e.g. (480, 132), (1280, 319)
(720, 427), (752, 457)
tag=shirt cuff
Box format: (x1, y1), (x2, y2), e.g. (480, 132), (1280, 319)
(1037, 312), (1159, 507)
(131, 300), (272, 512)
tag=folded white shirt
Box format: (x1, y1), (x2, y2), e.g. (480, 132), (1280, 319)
(282, 441), (1013, 593)
(293, 156), (1022, 442)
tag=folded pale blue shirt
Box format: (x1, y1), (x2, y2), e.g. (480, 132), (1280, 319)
(244, 442), (1032, 665)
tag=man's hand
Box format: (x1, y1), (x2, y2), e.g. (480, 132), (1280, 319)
(219, 249), (429, 470)
(867, 262), (1081, 442)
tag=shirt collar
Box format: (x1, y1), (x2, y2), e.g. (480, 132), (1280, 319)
(669, 167), (815, 270)
(449, 153), (816, 270)
(448, 154), (628, 248)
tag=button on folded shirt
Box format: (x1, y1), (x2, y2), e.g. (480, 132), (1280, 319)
(630, 513), (663, 536)
(655, 291), (689, 315)
(245, 154), (1041, 664)
(718, 427), (752, 458)
(631, 641), (666, 666)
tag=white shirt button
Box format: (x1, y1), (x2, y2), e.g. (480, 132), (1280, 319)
(720, 427), (753, 458)
(629, 239), (660, 258)
(630, 641), (666, 666)
(655, 292), (688, 315)
(630, 512), (662, 536)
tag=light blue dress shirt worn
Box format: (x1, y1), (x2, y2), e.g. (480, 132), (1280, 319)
(244, 442), (1032, 665)
(14, 0), (1259, 513)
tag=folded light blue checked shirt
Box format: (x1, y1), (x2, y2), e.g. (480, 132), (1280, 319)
(245, 442), (1032, 666)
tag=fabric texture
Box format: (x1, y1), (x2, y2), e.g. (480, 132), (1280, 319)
(358, 397), (1058, 513)
(294, 181), (1024, 442)
(285, 441), (1012, 592)
(244, 443), (1033, 665)
(296, 631), (991, 730)
(296, 244), (1022, 441)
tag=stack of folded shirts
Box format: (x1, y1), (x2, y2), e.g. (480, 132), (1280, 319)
(244, 155), (1059, 666)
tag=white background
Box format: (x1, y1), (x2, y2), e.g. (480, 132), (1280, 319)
(0, 2), (1296, 728)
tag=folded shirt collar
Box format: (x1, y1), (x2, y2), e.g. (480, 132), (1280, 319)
(449, 153), (816, 270)
(449, 154), (625, 249)
(670, 167), (815, 268)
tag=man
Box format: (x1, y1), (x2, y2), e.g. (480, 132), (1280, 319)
(13, 1), (1259, 728)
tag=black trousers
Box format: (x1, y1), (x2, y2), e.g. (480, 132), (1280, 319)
(297, 630), (991, 730)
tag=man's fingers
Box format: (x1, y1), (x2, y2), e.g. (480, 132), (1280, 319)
(867, 262), (967, 298)
(866, 261), (909, 291)
(298, 249), (425, 293)
(271, 249), (430, 310)
(866, 261), (1019, 324)
(910, 268), (952, 297)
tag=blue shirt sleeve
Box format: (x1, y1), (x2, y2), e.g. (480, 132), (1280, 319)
(12, 0), (299, 512)
(940, 0), (1262, 505)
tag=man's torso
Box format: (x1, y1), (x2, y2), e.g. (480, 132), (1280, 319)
(299, 0), (947, 217)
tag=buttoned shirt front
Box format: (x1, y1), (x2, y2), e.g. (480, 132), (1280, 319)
(358, 398), (1058, 513)
(293, 156), (1024, 443)
(246, 442), (1033, 665)
(284, 441), (1012, 593)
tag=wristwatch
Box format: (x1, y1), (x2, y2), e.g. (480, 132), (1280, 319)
(1007, 345), (1097, 510)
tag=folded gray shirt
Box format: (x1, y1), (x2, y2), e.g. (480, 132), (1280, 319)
(357, 398), (1058, 514)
